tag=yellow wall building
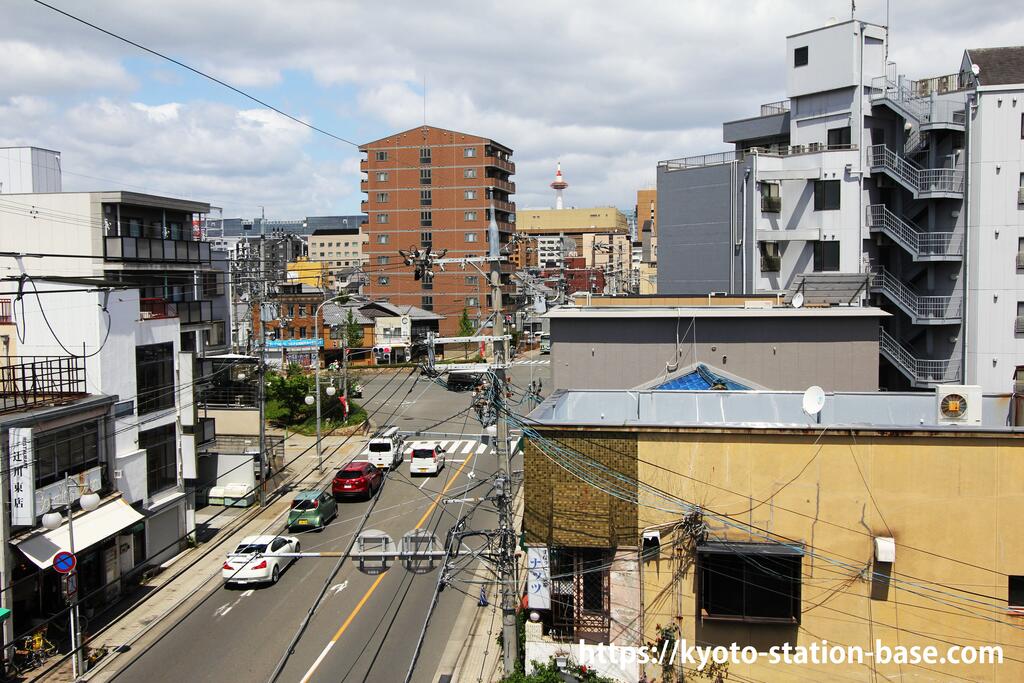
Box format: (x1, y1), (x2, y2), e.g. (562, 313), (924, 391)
(524, 389), (1024, 682)
(286, 258), (329, 288)
(516, 207), (628, 235)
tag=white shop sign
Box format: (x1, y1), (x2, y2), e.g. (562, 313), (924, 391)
(526, 546), (551, 610)
(9, 428), (35, 526)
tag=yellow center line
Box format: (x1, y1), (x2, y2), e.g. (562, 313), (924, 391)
(300, 452), (477, 683)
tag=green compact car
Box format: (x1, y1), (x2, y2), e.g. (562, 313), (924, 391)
(287, 490), (338, 532)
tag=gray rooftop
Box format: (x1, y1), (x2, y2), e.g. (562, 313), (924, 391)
(527, 389), (1020, 434)
(966, 46), (1024, 86)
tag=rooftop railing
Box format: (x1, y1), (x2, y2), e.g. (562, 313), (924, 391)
(660, 144), (857, 170)
(759, 99), (791, 116)
(0, 356), (87, 414)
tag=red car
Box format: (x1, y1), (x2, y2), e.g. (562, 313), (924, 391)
(332, 461), (383, 501)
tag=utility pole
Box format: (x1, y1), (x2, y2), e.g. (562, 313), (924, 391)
(257, 209), (268, 508)
(488, 205), (519, 674)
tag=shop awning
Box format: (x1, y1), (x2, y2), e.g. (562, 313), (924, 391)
(12, 499), (144, 569)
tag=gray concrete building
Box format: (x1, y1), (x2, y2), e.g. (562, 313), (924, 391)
(0, 146), (62, 194)
(546, 301), (886, 392)
(656, 19), (1024, 394)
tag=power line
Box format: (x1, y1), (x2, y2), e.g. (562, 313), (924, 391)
(30, 0), (360, 148)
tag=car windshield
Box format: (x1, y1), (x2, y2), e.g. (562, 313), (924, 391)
(369, 442), (392, 452)
(412, 449), (435, 459)
(234, 543), (267, 555)
(291, 499), (319, 510)
(337, 470), (364, 479)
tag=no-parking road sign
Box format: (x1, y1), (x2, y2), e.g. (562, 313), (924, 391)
(53, 551), (77, 574)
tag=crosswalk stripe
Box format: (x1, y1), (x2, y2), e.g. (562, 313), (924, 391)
(475, 442), (488, 454)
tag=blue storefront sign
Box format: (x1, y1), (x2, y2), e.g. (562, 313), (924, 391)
(266, 338), (325, 349)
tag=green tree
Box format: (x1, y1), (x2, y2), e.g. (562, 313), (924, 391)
(457, 308), (475, 360)
(264, 364), (314, 426)
(344, 308), (364, 350)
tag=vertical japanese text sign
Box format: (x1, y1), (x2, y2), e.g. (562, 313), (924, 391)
(526, 546), (551, 610)
(9, 428), (35, 526)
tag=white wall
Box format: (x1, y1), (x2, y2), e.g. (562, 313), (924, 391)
(0, 147), (61, 193)
(0, 193), (100, 278)
(786, 21), (886, 99)
(965, 86), (1024, 391)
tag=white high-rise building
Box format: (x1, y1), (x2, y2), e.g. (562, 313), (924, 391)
(657, 20), (1024, 393)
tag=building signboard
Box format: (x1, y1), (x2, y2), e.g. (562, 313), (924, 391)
(526, 546), (551, 610)
(8, 428), (35, 526)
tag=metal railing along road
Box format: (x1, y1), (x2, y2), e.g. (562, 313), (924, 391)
(879, 328), (961, 385)
(868, 145), (964, 196)
(866, 204), (962, 259)
(0, 356), (87, 414)
(869, 267), (962, 322)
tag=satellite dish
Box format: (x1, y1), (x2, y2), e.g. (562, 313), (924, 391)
(802, 386), (826, 416)
(792, 292), (804, 309)
(971, 63), (980, 76)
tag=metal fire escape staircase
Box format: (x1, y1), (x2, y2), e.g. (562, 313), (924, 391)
(878, 328), (961, 387)
(868, 266), (962, 325)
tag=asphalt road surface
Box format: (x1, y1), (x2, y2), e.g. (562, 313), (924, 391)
(113, 359), (550, 683)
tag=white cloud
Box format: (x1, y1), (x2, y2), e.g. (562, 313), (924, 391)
(3, 0), (1023, 213)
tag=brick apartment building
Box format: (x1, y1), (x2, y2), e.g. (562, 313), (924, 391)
(360, 125), (515, 335)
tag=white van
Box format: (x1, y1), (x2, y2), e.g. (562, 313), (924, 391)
(365, 426), (403, 469)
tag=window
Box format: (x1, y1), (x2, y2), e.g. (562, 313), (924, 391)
(377, 255), (389, 265)
(465, 275), (479, 285)
(421, 271), (433, 289)
(465, 232), (479, 242)
(827, 127), (852, 147)
(1020, 113), (1024, 139)
(377, 234), (390, 244)
(299, 326), (307, 338)
(377, 213), (389, 224)
(813, 180), (841, 210)
(550, 548), (611, 642)
(375, 151), (388, 161)
(298, 305), (307, 316)
(376, 171), (389, 182)
(140, 424), (177, 496)
(378, 276), (389, 285)
(1010, 576), (1024, 612)
(287, 304), (295, 317)
(464, 147), (476, 157)
(794, 46), (808, 67)
(421, 296), (433, 311)
(760, 182), (781, 212)
(421, 211), (433, 227)
(465, 296), (479, 307)
(420, 168), (432, 185)
(377, 192), (389, 203)
(136, 342), (175, 415)
(813, 241), (840, 272)
(462, 190), (476, 202)
(698, 543), (803, 623)
(420, 189), (432, 206)
(464, 168), (477, 179)
(420, 147), (432, 163)
(420, 231), (432, 245)
(465, 211), (478, 221)
(34, 422), (100, 488)
(760, 242), (781, 272)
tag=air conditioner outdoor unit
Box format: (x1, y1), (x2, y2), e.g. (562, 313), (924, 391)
(935, 384), (982, 425)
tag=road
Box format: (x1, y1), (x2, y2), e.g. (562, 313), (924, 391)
(112, 357), (550, 683)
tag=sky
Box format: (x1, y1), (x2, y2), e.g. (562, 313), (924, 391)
(1, 0), (1022, 219)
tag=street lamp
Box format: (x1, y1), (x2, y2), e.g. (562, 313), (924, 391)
(42, 475), (101, 681)
(313, 294), (348, 472)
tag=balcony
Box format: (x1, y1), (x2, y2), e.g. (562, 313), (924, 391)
(761, 196), (781, 213)
(360, 200), (368, 212)
(1017, 252), (1024, 270)
(0, 356), (87, 414)
(0, 298), (11, 324)
(486, 156), (515, 174)
(360, 179), (368, 191)
(104, 236), (212, 264)
(1018, 188), (1024, 205)
(489, 178), (516, 194)
(139, 298), (178, 320)
(491, 199), (516, 214)
(177, 300), (214, 324)
(360, 158), (368, 172)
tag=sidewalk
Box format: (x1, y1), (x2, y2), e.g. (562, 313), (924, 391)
(28, 431), (363, 683)
(432, 484), (524, 683)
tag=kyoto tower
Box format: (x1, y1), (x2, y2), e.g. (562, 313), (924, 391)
(550, 162), (568, 210)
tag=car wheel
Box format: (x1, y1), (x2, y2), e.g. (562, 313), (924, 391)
(271, 565), (280, 585)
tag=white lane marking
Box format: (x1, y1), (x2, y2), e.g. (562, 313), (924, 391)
(329, 580), (349, 597)
(460, 440), (474, 454)
(475, 442), (487, 454)
(242, 589), (254, 598)
(418, 477), (431, 490)
(439, 440), (453, 451)
(300, 640), (335, 683)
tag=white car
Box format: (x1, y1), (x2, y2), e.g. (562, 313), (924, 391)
(409, 442), (446, 476)
(222, 535), (300, 585)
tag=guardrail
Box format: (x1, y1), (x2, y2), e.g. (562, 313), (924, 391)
(868, 145), (964, 196)
(870, 267), (962, 322)
(0, 356), (87, 414)
(866, 204), (962, 259)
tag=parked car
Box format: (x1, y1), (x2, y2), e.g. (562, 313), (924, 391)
(222, 535), (299, 586)
(333, 461), (383, 500)
(287, 490), (338, 532)
(365, 425), (404, 470)
(410, 442), (446, 476)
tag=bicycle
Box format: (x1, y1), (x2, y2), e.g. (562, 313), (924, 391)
(9, 627), (58, 674)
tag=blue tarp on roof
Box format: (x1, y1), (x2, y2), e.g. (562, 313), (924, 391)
(655, 364), (750, 391)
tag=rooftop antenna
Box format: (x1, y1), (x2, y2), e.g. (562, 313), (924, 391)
(802, 385), (826, 423)
(791, 291), (804, 309)
(850, 0), (856, 20)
